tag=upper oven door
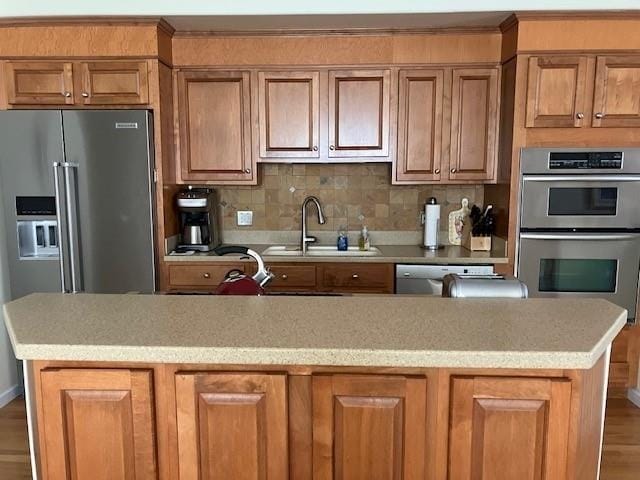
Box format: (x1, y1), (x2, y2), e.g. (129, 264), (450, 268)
(521, 176), (640, 229)
(518, 232), (640, 321)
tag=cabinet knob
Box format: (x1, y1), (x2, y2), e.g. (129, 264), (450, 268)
(595, 112), (604, 119)
(81, 92), (89, 98)
(576, 112), (584, 119)
(451, 168), (457, 174)
(63, 92), (72, 98)
(313, 146), (318, 151)
(203, 272), (211, 279)
(244, 168), (251, 174)
(281, 274), (288, 280)
(352, 274), (359, 279)
(329, 145), (335, 151)
(434, 168), (440, 174)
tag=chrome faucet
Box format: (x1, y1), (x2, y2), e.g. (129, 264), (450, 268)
(301, 196), (326, 254)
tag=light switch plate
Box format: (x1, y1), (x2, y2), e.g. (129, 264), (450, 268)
(237, 210), (253, 226)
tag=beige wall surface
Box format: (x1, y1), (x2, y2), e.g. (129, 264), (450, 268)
(216, 163), (484, 233)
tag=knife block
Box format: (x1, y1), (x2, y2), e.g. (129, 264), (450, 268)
(462, 228), (492, 251)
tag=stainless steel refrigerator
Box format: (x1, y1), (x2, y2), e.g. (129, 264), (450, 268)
(0, 110), (156, 298)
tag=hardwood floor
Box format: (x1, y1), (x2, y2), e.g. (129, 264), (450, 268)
(0, 395), (638, 479)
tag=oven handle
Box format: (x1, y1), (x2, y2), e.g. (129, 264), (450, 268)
(523, 175), (640, 182)
(520, 233), (640, 241)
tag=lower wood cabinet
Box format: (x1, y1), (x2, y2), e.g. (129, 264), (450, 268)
(312, 374), (428, 480)
(31, 361), (606, 480)
(449, 376), (572, 480)
(39, 368), (157, 480)
(166, 263), (246, 290)
(174, 372), (288, 480)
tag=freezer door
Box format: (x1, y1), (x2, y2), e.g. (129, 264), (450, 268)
(0, 111), (65, 298)
(61, 110), (156, 293)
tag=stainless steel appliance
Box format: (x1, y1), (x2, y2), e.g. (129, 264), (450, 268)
(517, 148), (640, 322)
(177, 187), (220, 252)
(442, 274), (529, 298)
(0, 110), (156, 298)
(395, 264), (495, 295)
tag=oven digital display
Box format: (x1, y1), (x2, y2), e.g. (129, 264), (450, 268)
(539, 259), (617, 293)
(548, 187), (617, 216)
(548, 152), (623, 169)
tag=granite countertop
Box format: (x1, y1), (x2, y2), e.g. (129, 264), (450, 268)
(4, 293), (625, 369)
(164, 242), (509, 265)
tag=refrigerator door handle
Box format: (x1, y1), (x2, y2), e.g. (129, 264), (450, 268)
(52, 162), (69, 293)
(62, 162), (83, 293)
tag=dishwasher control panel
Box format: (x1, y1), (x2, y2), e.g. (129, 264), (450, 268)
(395, 264), (494, 295)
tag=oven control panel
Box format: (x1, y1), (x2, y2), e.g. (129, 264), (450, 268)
(549, 152), (623, 170)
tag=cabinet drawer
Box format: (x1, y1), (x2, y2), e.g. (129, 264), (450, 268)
(320, 264), (393, 291)
(269, 265), (317, 289)
(609, 362), (630, 388)
(168, 264), (245, 287)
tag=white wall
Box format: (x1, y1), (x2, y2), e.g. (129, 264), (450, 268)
(0, 180), (19, 408)
(0, 0), (639, 16)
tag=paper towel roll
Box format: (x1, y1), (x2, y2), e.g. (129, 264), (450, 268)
(424, 197), (440, 249)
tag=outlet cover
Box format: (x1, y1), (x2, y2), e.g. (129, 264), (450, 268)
(237, 210), (253, 226)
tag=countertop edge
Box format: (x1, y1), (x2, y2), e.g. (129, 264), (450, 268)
(11, 308), (626, 370)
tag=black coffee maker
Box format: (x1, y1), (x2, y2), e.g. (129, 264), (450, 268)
(176, 187), (220, 251)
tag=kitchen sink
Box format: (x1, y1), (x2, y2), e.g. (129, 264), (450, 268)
(261, 245), (382, 257)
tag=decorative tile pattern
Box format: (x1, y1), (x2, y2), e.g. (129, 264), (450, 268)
(216, 164), (484, 232)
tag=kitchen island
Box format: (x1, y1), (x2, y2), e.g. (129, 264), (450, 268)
(4, 293), (627, 480)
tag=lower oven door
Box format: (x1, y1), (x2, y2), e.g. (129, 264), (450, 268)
(518, 232), (640, 321)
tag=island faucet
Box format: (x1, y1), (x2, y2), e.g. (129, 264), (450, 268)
(301, 196), (326, 254)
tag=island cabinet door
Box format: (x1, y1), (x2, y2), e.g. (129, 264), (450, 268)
(174, 373), (288, 480)
(312, 374), (428, 480)
(448, 376), (572, 480)
(39, 368), (157, 480)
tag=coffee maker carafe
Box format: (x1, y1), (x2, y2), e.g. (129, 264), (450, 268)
(177, 187), (220, 251)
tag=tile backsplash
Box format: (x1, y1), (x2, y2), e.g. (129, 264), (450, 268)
(217, 164), (484, 233)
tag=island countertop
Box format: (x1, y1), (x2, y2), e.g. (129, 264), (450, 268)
(4, 293), (626, 369)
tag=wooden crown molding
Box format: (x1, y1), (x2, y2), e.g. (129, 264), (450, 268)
(171, 25), (502, 38)
(0, 16), (175, 35)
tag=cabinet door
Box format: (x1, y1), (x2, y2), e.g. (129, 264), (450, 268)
(449, 376), (572, 480)
(328, 70), (391, 158)
(258, 71), (320, 158)
(313, 374), (427, 480)
(39, 369), (157, 480)
(4, 61), (74, 105)
(592, 56), (640, 127)
(395, 69), (444, 183)
(449, 68), (499, 182)
(177, 71), (255, 183)
(79, 61), (149, 105)
(175, 373), (288, 480)
(525, 56), (588, 128)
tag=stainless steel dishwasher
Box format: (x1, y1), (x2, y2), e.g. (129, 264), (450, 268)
(395, 264), (494, 295)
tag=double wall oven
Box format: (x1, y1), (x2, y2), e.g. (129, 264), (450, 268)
(518, 148), (640, 323)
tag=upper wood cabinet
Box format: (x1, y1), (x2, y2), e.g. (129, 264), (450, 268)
(3, 60), (149, 107)
(258, 71), (320, 159)
(175, 372), (288, 480)
(395, 69), (444, 182)
(4, 61), (75, 105)
(39, 368), (157, 480)
(592, 56), (640, 127)
(525, 56), (588, 128)
(449, 376), (571, 480)
(313, 374), (427, 480)
(79, 61), (149, 105)
(526, 54), (640, 129)
(328, 69), (391, 158)
(176, 70), (255, 184)
(449, 67), (499, 182)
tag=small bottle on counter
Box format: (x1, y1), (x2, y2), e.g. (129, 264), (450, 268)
(337, 226), (349, 251)
(358, 226), (370, 251)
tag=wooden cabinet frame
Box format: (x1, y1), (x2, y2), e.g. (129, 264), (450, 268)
(257, 70), (320, 159)
(592, 55), (640, 127)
